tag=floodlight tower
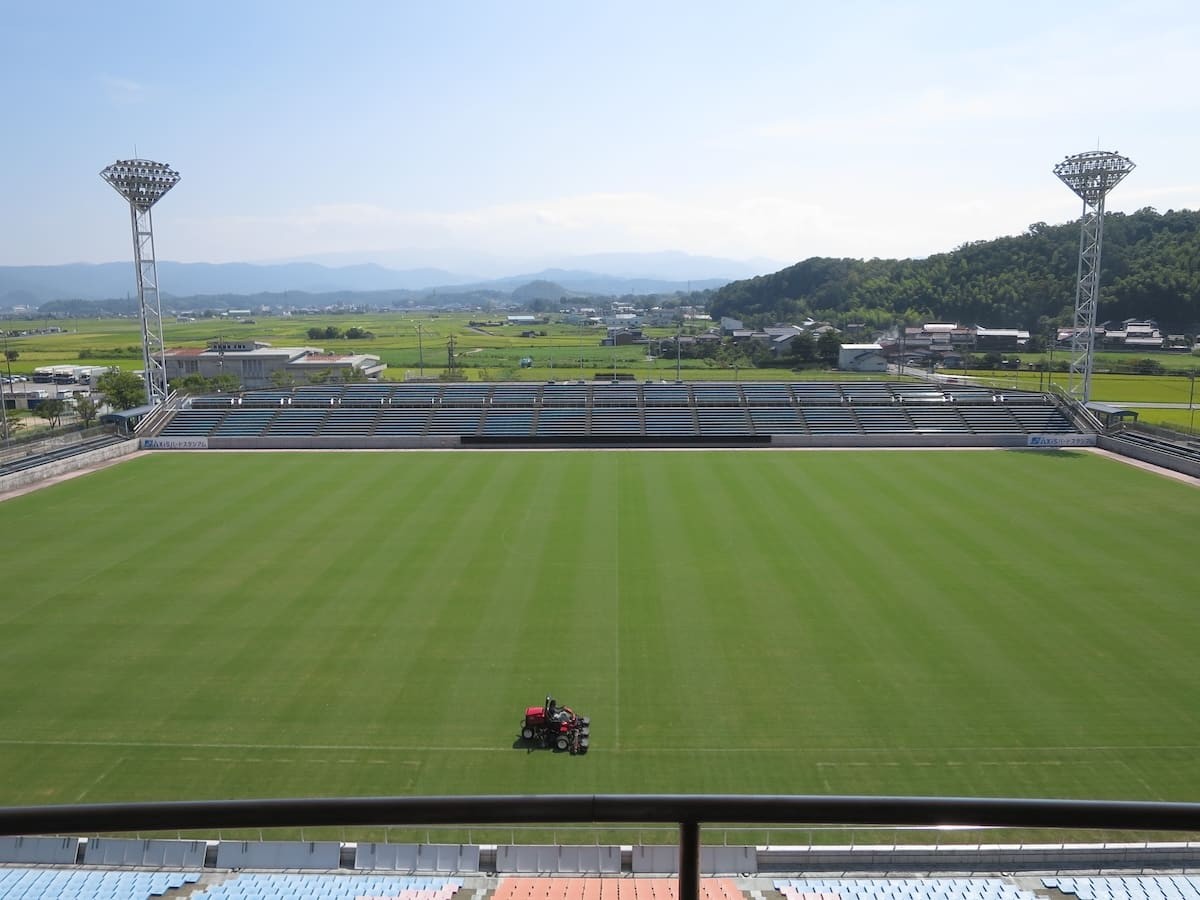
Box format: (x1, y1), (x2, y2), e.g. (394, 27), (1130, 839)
(1052, 150), (1134, 404)
(100, 159), (181, 406)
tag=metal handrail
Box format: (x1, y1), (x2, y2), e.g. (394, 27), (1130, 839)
(4, 794), (1200, 898)
(134, 390), (183, 435)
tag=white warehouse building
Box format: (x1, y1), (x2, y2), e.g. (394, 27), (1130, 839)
(838, 344), (888, 372)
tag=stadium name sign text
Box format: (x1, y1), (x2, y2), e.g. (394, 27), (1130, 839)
(141, 437), (209, 450)
(1027, 434), (1097, 448)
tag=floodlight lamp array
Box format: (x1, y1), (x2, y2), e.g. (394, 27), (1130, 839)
(100, 159), (181, 209)
(1052, 151), (1135, 207)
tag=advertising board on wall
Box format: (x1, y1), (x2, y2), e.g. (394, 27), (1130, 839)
(1026, 434), (1097, 448)
(141, 437), (209, 450)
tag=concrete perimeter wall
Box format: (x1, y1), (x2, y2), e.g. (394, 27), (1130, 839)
(1099, 435), (1200, 479)
(188, 434), (1036, 451)
(6, 838), (1200, 873)
(759, 842), (1200, 872)
(0, 439), (139, 494)
(771, 434), (1032, 449)
(208, 436), (461, 450)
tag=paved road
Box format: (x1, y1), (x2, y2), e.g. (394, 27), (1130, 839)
(1110, 402), (1196, 408)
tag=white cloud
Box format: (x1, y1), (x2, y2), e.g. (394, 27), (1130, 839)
(170, 189), (922, 265)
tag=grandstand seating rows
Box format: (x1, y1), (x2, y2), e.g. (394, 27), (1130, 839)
(1046, 876), (1200, 900)
(195, 382), (1053, 409)
(162, 383), (1078, 440)
(0, 867), (199, 898)
(494, 877), (742, 900)
(187, 874), (461, 900)
(1, 870), (1199, 900)
(775, 877), (1200, 900)
(777, 879), (1037, 900)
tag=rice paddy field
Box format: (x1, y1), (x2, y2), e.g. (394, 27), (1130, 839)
(1, 447), (1199, 836)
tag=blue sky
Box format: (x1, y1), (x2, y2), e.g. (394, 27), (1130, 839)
(2, 0), (1198, 274)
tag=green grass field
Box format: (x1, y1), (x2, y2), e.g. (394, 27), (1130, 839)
(2, 449), (1199, 822)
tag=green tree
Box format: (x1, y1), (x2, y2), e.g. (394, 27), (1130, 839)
(270, 369), (298, 389)
(706, 207), (1200, 332)
(788, 332), (817, 365)
(34, 398), (66, 428)
(817, 330), (842, 366)
(169, 375), (209, 395)
(73, 392), (100, 428)
(4, 349), (17, 362)
(171, 372), (244, 395)
(96, 367), (146, 410)
(306, 327), (325, 341)
(211, 373), (240, 393)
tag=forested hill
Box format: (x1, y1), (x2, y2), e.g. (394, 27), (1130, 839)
(709, 208), (1200, 332)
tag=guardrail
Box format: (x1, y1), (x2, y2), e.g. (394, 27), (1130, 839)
(1043, 383), (1104, 433)
(134, 391), (183, 436)
(4, 795), (1200, 898)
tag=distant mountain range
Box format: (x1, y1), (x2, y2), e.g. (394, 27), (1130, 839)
(0, 262), (461, 306)
(0, 252), (770, 308)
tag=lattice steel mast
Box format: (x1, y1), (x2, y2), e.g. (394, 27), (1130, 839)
(1052, 151), (1134, 404)
(100, 159), (181, 406)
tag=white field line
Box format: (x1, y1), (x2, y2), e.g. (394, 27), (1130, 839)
(1, 738), (1195, 755)
(72, 754), (127, 802)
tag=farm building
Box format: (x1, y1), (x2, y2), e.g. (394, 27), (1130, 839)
(838, 344), (887, 372)
(161, 340), (384, 388)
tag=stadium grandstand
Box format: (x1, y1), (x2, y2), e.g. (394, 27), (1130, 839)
(9, 378), (1200, 494)
(7, 831), (1200, 900)
(150, 381), (1085, 448)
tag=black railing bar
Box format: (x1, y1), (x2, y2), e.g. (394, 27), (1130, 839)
(4, 795), (1200, 838)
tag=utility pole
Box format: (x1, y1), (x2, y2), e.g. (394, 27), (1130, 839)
(1, 330), (13, 445)
(417, 322), (425, 378)
(1190, 368), (1196, 436)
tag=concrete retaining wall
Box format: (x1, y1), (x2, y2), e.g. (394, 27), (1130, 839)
(190, 434), (1040, 451)
(1099, 435), (1200, 479)
(0, 836), (80, 864)
(84, 838), (208, 868)
(355, 843), (481, 872)
(771, 434), (1031, 449)
(215, 839), (341, 870)
(7, 837), (1200, 873)
(207, 436), (461, 450)
(0, 439), (139, 494)
(631, 845), (757, 874)
(495, 844), (621, 874)
(0, 428), (108, 465)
